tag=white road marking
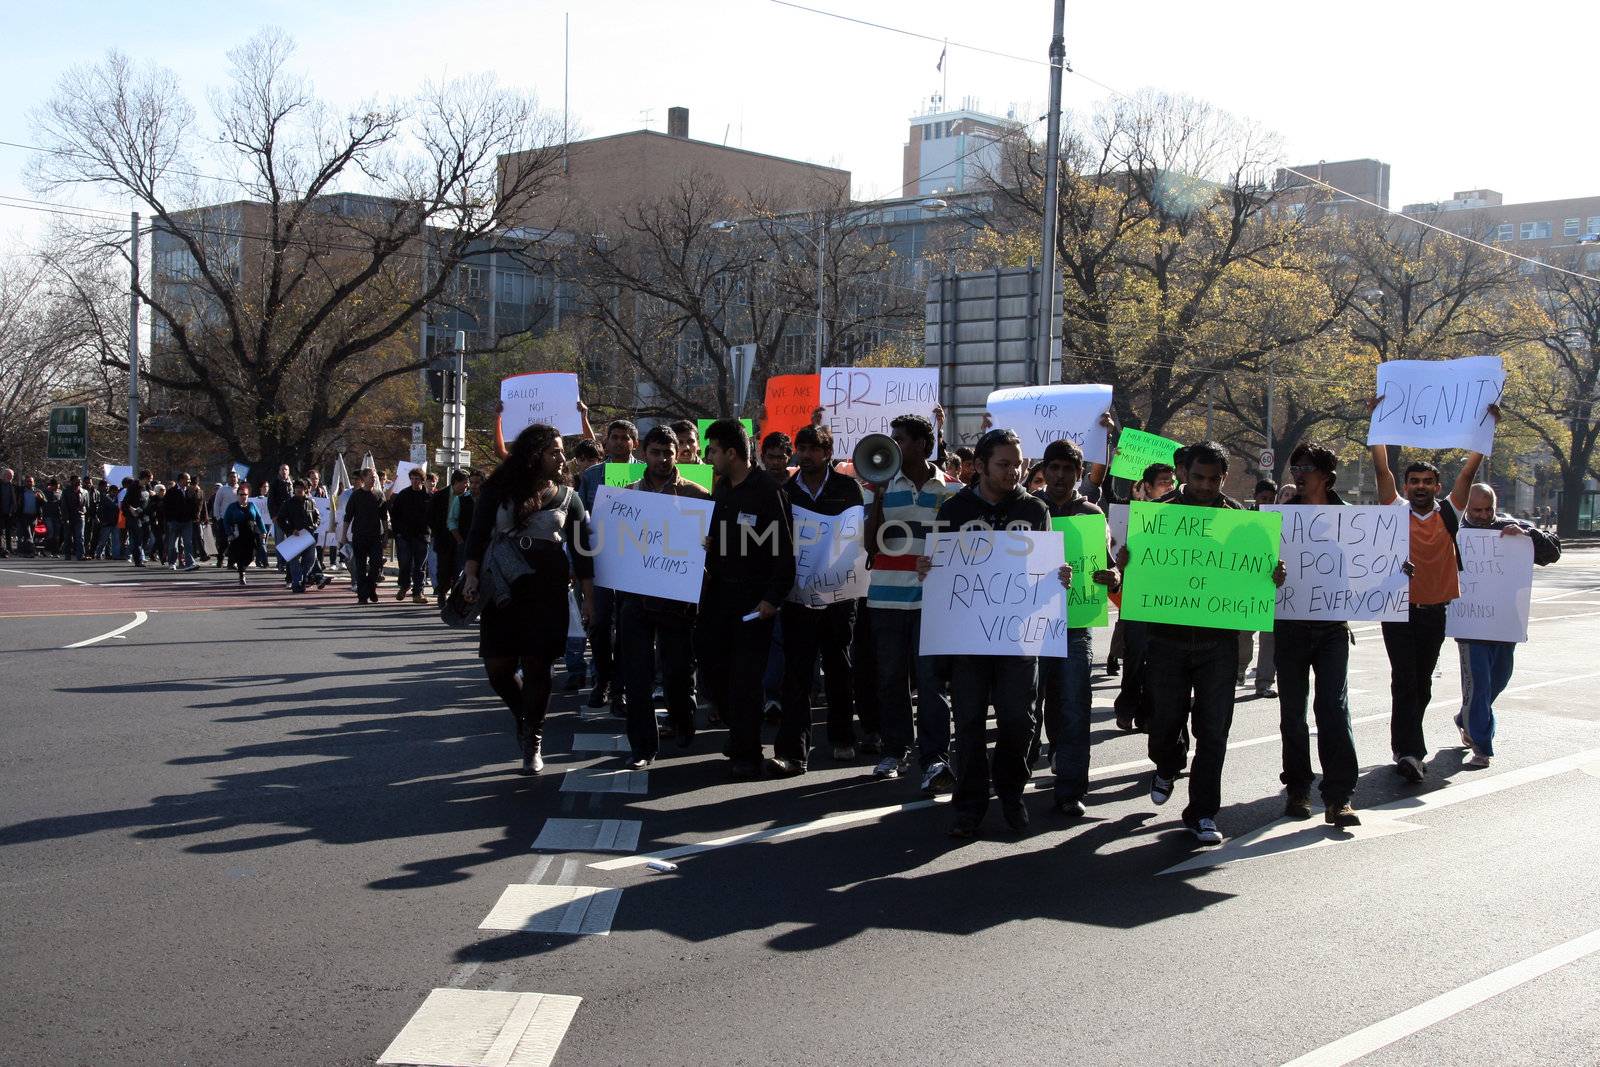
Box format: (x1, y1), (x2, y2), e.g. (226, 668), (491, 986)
(571, 733), (630, 753)
(560, 767), (647, 794)
(533, 819), (642, 853)
(16, 583), (60, 587)
(554, 859), (577, 886)
(443, 960), (483, 988)
(479, 884), (622, 935)
(527, 855), (555, 883)
(1279, 926), (1600, 1067)
(378, 988), (581, 1067)
(1497, 668), (1600, 696)
(1161, 746), (1600, 875)
(0, 567), (89, 585)
(1532, 584), (1600, 603)
(62, 611), (148, 649)
(591, 713), (1399, 872)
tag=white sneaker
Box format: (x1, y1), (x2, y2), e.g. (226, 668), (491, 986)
(919, 760), (955, 794)
(1458, 725), (1473, 747)
(1150, 773), (1174, 806)
(1465, 751), (1491, 768)
(1188, 817), (1223, 845)
(872, 755), (906, 779)
(531, 743), (545, 774)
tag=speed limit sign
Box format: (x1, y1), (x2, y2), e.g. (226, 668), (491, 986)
(1258, 448), (1275, 470)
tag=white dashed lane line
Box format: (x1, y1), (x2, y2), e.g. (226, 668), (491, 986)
(378, 989), (582, 1067)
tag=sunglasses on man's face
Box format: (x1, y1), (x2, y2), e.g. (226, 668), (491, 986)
(1289, 464), (1318, 475)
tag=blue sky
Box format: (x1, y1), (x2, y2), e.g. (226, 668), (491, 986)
(2, 0), (1596, 234)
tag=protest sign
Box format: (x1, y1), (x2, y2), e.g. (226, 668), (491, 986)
(1262, 505), (1410, 622)
(1110, 428), (1181, 482)
(103, 464), (132, 487)
(605, 462), (713, 491)
(697, 418), (754, 445)
(919, 529), (1069, 657)
(1120, 502), (1281, 632)
(987, 384), (1113, 464)
(819, 367), (939, 455)
(275, 530), (315, 561)
(1053, 513), (1110, 628)
(1366, 355), (1505, 456)
(761, 373), (821, 444)
(500, 371), (583, 439)
(248, 496), (273, 535)
(1447, 527), (1533, 643)
(390, 460), (425, 494)
(1107, 503), (1130, 561)
(231, 462), (250, 481)
(313, 497), (337, 548)
(590, 485), (713, 604)
(790, 504), (868, 607)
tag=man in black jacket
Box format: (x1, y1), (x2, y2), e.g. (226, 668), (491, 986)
(429, 471), (463, 598)
(60, 475), (87, 561)
(277, 479), (329, 593)
(767, 424), (866, 777)
(388, 467), (432, 603)
(696, 418), (795, 778)
(341, 468), (389, 604)
(121, 478), (148, 567)
(0, 467), (16, 557)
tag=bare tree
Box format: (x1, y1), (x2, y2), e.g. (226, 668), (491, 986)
(31, 30), (565, 472)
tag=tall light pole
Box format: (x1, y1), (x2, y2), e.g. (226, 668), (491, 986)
(1036, 0), (1067, 386)
(128, 211), (140, 473)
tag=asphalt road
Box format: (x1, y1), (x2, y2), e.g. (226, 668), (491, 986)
(2, 552), (1598, 1066)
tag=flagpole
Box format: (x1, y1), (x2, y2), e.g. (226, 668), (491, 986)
(941, 38), (948, 108)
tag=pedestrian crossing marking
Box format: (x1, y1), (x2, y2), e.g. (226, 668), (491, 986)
(559, 767), (647, 794)
(377, 988), (580, 1067)
(532, 818), (642, 853)
(478, 884), (622, 935)
(571, 733), (629, 753)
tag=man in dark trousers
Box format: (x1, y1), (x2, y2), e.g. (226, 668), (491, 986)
(697, 418), (795, 778)
(60, 474), (88, 561)
(341, 467), (389, 604)
(430, 470), (464, 598)
(767, 424), (865, 777)
(388, 467), (432, 603)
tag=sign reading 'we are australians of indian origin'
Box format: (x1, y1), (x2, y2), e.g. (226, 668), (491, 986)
(1120, 502), (1281, 632)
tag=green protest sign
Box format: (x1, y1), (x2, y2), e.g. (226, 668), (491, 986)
(1053, 513), (1110, 628)
(605, 461), (714, 491)
(603, 462), (646, 487)
(697, 418), (755, 444)
(1120, 502), (1281, 632)
(1109, 428), (1180, 482)
(47, 406), (88, 462)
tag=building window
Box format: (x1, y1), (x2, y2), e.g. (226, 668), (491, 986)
(1496, 223), (1513, 241)
(1586, 252), (1600, 271)
(1566, 218), (1582, 237)
(1519, 220), (1552, 240)
(1588, 216), (1600, 236)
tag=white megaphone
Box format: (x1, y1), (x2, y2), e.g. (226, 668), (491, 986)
(852, 433), (902, 485)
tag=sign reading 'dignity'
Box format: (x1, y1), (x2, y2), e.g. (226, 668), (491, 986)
(589, 485), (713, 604)
(987, 384), (1113, 464)
(1446, 527), (1534, 643)
(500, 372), (583, 440)
(1262, 504), (1410, 622)
(820, 367), (939, 456)
(1366, 355), (1505, 456)
(919, 529), (1069, 657)
(1120, 502), (1281, 632)
(789, 504), (868, 607)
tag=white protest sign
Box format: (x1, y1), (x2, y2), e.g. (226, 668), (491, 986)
(1367, 355), (1505, 456)
(567, 590), (585, 639)
(248, 496), (272, 535)
(918, 529), (1069, 657)
(500, 372), (583, 440)
(313, 497), (337, 547)
(390, 460), (426, 494)
(789, 504), (868, 607)
(819, 366), (939, 456)
(986, 384), (1112, 464)
(1107, 503), (1130, 561)
(1262, 505), (1410, 622)
(231, 462), (251, 481)
(103, 464), (132, 487)
(590, 485), (713, 604)
(275, 529), (316, 561)
(1447, 527), (1533, 643)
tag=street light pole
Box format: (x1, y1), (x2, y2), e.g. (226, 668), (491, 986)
(1036, 0), (1066, 386)
(128, 211), (140, 474)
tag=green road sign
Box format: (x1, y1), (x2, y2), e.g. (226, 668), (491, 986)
(47, 406), (88, 461)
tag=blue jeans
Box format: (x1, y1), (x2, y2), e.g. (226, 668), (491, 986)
(165, 520), (194, 567)
(871, 606), (950, 767)
(64, 515), (85, 560)
(1457, 640), (1514, 757)
(1046, 628), (1094, 802)
(288, 546), (318, 591)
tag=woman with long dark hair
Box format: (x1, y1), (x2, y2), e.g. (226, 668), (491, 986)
(462, 423), (594, 774)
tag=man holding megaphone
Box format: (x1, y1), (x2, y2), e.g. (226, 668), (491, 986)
(860, 413), (959, 792)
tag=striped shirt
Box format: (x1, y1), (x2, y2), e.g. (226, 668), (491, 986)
(867, 465), (958, 609)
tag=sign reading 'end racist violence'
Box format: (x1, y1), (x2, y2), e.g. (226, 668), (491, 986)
(1366, 355), (1505, 456)
(986, 384), (1112, 464)
(590, 485), (714, 604)
(1120, 502), (1281, 632)
(1262, 504), (1410, 622)
(919, 529), (1069, 657)
(820, 367), (939, 456)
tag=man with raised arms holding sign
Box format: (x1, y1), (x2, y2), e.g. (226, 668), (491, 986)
(619, 425), (711, 770)
(1368, 396), (1497, 784)
(1129, 441), (1286, 845)
(1272, 442), (1361, 827)
(917, 428), (1071, 838)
